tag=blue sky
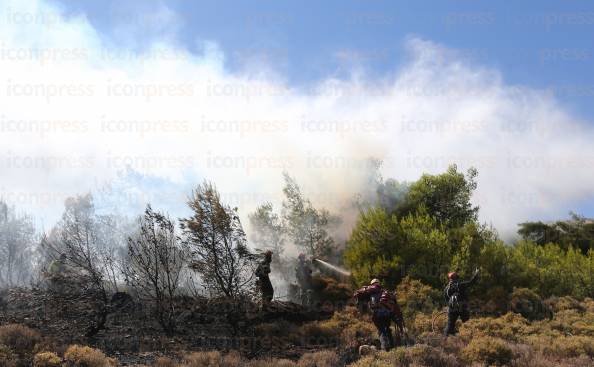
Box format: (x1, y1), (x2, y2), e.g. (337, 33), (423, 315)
(54, 0), (594, 119)
(2, 0), (593, 234)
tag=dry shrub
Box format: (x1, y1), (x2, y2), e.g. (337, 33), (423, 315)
(556, 356), (594, 367)
(549, 309), (594, 337)
(542, 336), (594, 358)
(310, 275), (352, 306)
(0, 324), (41, 357)
(0, 344), (16, 367)
(583, 298), (594, 313)
(462, 336), (514, 366)
(182, 351), (241, 367)
(545, 296), (585, 313)
(459, 313), (529, 342)
(152, 357), (176, 367)
(347, 350), (404, 367)
(245, 359), (297, 367)
(298, 322), (341, 347)
(409, 312), (441, 336)
(418, 334), (465, 356)
(254, 321), (300, 344)
(297, 351), (339, 367)
(326, 307), (375, 348)
(407, 345), (461, 367)
(64, 345), (118, 367)
(33, 352), (61, 367)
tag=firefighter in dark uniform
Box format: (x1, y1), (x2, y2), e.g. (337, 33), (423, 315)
(444, 268), (480, 336)
(256, 250), (274, 304)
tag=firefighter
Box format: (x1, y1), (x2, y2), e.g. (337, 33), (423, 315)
(295, 253), (313, 306)
(354, 279), (405, 351)
(444, 268), (480, 336)
(256, 250), (274, 304)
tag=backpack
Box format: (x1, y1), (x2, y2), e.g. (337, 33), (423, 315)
(379, 290), (398, 312)
(445, 282), (462, 310)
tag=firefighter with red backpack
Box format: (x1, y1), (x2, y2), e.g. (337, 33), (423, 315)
(354, 279), (405, 351)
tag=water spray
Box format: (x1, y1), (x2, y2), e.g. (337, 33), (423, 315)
(313, 258), (351, 277)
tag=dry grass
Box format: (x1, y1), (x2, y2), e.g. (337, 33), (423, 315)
(179, 351), (242, 367)
(148, 351), (340, 367)
(0, 324), (41, 357)
(152, 357), (177, 367)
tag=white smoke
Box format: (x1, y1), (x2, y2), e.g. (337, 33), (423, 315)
(0, 0), (593, 240)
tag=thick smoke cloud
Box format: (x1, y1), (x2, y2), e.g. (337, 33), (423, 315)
(0, 0), (593, 240)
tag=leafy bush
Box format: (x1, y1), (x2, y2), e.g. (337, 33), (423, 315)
(0, 324), (41, 357)
(33, 352), (61, 367)
(396, 276), (441, 321)
(510, 288), (550, 321)
(462, 336), (514, 366)
(64, 345), (118, 367)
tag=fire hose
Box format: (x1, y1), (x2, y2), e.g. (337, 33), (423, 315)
(431, 309), (448, 333)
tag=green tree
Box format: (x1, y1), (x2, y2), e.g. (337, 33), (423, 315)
(281, 173), (340, 259)
(344, 208), (452, 288)
(397, 165), (478, 228)
(518, 213), (594, 254)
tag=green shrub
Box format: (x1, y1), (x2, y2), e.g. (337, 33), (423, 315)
(397, 276), (441, 321)
(462, 336), (514, 366)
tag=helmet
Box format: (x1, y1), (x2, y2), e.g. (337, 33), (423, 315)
(448, 272), (459, 280)
(370, 278), (381, 286)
